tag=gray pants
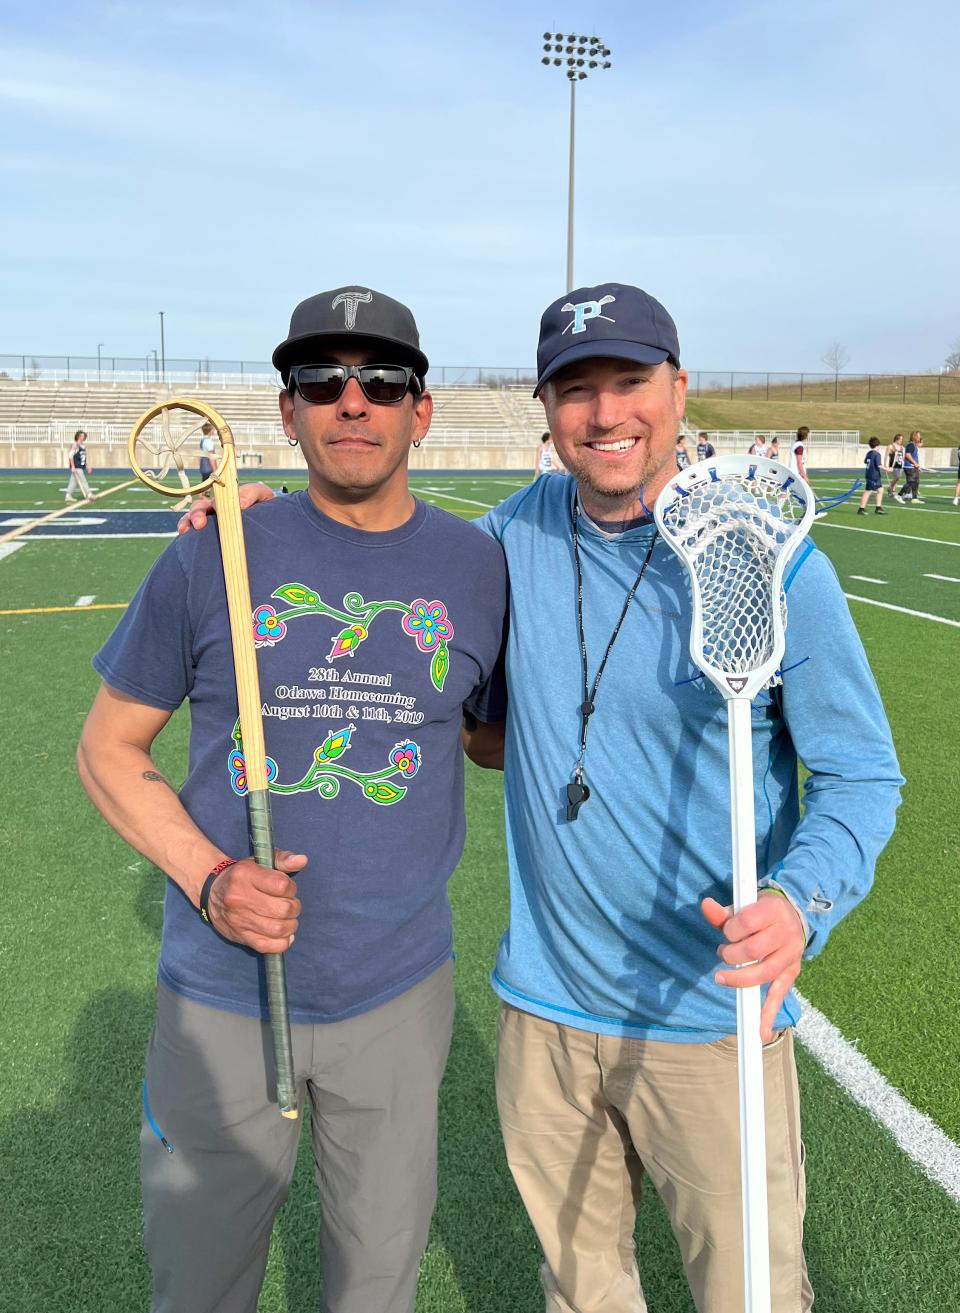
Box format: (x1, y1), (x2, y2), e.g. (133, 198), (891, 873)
(65, 468), (91, 498)
(141, 962), (455, 1313)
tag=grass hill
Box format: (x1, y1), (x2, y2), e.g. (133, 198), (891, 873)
(684, 397), (960, 446)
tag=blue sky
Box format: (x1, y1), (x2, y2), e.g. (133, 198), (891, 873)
(0, 0), (957, 373)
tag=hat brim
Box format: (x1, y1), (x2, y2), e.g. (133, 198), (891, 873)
(273, 331), (429, 381)
(533, 340), (673, 397)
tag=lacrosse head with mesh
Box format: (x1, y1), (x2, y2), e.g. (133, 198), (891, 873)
(653, 455), (815, 701)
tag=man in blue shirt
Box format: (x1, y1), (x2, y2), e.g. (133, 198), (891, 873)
(463, 283), (901, 1313)
(77, 287), (507, 1313)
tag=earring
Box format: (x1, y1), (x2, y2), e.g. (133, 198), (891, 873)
(413, 438), (422, 449)
(287, 436), (299, 447)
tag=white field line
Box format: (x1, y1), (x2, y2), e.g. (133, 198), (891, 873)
(418, 491), (498, 510)
(5, 506), (179, 515)
(75, 595), (96, 606)
(925, 573), (960, 583)
(0, 516), (107, 528)
(0, 542), (26, 562)
(7, 532), (175, 540)
(814, 522), (960, 548)
(849, 575), (887, 585)
(795, 993), (960, 1202)
(844, 594), (960, 627)
(817, 503), (960, 518)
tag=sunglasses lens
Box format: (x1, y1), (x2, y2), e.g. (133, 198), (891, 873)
(359, 367), (410, 402)
(294, 366), (345, 403)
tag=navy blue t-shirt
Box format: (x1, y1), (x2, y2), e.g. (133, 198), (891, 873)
(864, 449), (882, 484)
(93, 492), (508, 1023)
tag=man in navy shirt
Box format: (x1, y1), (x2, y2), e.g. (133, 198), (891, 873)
(78, 288), (507, 1313)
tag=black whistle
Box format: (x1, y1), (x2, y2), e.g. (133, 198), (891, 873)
(566, 781), (590, 821)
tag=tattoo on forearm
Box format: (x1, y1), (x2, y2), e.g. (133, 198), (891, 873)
(142, 770), (169, 785)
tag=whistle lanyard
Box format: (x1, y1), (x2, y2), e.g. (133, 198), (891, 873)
(567, 498), (657, 821)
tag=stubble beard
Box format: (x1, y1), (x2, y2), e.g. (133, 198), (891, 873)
(568, 439), (677, 519)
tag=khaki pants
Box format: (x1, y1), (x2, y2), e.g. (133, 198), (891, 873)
(496, 1004), (812, 1313)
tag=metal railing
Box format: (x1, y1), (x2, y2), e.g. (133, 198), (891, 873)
(0, 356), (538, 390)
(690, 429), (861, 449)
(0, 422), (539, 448)
(0, 422), (862, 452)
(3, 355), (960, 401)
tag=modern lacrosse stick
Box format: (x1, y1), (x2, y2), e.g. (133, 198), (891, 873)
(129, 397), (298, 1119)
(654, 454), (814, 1313)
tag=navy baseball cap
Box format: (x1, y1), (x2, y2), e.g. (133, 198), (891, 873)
(533, 282), (681, 396)
(273, 286), (429, 382)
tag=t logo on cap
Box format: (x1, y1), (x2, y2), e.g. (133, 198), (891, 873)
(561, 294), (617, 335)
(332, 289), (373, 330)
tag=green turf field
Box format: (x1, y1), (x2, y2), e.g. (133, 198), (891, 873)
(1, 468), (958, 1310)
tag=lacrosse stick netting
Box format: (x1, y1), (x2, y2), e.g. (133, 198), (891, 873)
(654, 455), (814, 1313)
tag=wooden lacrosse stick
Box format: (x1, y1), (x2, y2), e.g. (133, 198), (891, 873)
(129, 397), (298, 1119)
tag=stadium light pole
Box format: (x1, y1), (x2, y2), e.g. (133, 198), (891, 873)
(97, 343), (104, 383)
(540, 31), (612, 292)
(159, 311), (166, 383)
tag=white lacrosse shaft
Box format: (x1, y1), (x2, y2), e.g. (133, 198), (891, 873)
(653, 455), (815, 1313)
(728, 696), (772, 1313)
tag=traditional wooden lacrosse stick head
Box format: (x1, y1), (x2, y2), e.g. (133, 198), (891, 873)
(128, 397), (235, 498)
(654, 455), (815, 702)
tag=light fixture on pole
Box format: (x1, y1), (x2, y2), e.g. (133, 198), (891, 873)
(159, 311), (166, 383)
(541, 31), (612, 292)
(97, 343), (104, 383)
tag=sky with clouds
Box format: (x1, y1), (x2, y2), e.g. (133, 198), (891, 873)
(0, 0), (957, 374)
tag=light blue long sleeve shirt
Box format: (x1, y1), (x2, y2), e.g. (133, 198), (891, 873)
(477, 475), (902, 1041)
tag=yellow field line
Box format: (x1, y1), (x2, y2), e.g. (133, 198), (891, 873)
(0, 602), (129, 616)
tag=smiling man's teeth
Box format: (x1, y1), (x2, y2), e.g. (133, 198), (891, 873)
(587, 438), (636, 452)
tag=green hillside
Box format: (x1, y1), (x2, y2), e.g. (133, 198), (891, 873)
(685, 398), (960, 447)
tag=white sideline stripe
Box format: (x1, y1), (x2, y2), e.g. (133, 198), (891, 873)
(849, 575), (887, 585)
(844, 594), (960, 627)
(814, 522), (960, 548)
(795, 993), (960, 1202)
(0, 542), (26, 561)
(925, 573), (960, 583)
(75, 595), (96, 607)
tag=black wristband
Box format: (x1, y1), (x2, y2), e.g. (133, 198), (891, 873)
(199, 859), (236, 925)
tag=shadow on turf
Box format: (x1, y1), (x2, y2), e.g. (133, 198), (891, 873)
(0, 987), (155, 1312)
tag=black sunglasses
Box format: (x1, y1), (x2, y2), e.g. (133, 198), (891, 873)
(288, 363), (421, 406)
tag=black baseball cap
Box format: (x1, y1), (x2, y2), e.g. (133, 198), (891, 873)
(533, 282), (681, 396)
(272, 286), (429, 382)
